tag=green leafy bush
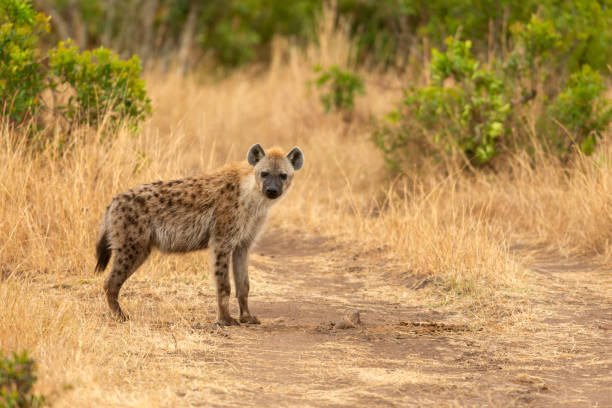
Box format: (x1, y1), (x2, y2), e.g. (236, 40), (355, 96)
(376, 17), (612, 172)
(543, 0), (612, 74)
(376, 38), (510, 169)
(549, 65), (612, 155)
(312, 65), (364, 113)
(0, 0), (49, 122)
(335, 0), (612, 72)
(49, 41), (151, 128)
(510, 15), (561, 73)
(0, 350), (45, 408)
(0, 0), (151, 138)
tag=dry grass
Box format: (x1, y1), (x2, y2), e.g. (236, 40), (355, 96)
(0, 25), (611, 406)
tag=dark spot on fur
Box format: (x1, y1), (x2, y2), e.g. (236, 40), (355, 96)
(176, 199), (183, 205)
(160, 197), (165, 204)
(126, 215), (136, 225)
(135, 196), (146, 206)
(218, 282), (230, 295)
(222, 263), (227, 269)
(168, 199), (174, 206)
(138, 227), (144, 234)
(153, 192), (160, 198)
(191, 193), (196, 200)
(152, 181), (162, 186)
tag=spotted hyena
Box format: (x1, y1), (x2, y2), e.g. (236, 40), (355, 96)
(94, 144), (304, 326)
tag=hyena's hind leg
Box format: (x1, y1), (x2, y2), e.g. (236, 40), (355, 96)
(232, 244), (260, 324)
(212, 246), (240, 326)
(104, 244), (151, 321)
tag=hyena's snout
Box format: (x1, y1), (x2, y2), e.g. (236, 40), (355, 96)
(263, 177), (283, 199)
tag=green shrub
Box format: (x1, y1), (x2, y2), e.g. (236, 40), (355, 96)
(0, 0), (49, 122)
(49, 41), (151, 128)
(0, 350), (45, 408)
(549, 65), (612, 155)
(376, 15), (612, 173)
(312, 65), (365, 113)
(543, 0), (612, 74)
(0, 0), (151, 138)
(511, 15), (561, 73)
(494, 15), (562, 113)
(335, 0), (612, 72)
(376, 38), (510, 169)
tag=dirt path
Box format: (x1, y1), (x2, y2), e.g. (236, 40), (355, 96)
(174, 233), (611, 407)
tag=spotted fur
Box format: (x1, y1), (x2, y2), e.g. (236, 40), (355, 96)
(95, 144), (304, 325)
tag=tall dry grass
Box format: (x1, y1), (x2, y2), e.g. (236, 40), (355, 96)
(0, 27), (610, 301)
(0, 17), (610, 405)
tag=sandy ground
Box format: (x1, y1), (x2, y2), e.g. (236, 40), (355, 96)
(65, 230), (608, 408)
(23, 226), (610, 408)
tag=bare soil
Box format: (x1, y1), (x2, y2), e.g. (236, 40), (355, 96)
(36, 230), (611, 407)
(167, 232), (611, 407)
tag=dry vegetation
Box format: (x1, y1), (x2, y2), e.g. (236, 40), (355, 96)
(1, 26), (611, 407)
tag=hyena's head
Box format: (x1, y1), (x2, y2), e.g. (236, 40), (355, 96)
(247, 143), (304, 200)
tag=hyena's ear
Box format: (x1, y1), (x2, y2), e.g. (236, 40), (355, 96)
(286, 147), (304, 171)
(247, 143), (266, 166)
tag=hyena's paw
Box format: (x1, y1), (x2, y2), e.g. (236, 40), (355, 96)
(240, 315), (260, 325)
(109, 309), (129, 322)
(214, 316), (241, 327)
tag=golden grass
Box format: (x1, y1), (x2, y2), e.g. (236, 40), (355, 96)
(0, 26), (611, 405)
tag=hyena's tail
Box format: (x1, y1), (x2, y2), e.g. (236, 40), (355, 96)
(95, 226), (111, 273)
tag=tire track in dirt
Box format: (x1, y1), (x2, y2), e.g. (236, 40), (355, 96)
(185, 232), (611, 407)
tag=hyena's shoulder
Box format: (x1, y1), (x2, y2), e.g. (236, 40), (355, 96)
(199, 162), (253, 202)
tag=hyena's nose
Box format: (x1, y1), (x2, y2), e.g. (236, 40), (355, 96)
(265, 187), (281, 199)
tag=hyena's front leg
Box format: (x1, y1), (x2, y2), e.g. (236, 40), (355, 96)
(212, 247), (240, 326)
(232, 244), (260, 324)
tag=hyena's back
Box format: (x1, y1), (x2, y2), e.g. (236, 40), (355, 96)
(95, 166), (245, 273)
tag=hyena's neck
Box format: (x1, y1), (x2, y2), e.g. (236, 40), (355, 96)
(236, 173), (273, 246)
(239, 174), (272, 216)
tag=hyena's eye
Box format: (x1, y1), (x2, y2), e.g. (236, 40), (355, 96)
(280, 173), (287, 180)
(261, 171), (269, 178)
